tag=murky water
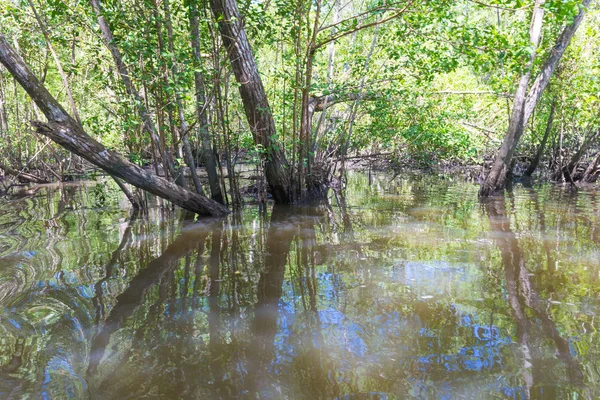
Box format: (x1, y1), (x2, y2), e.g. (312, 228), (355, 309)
(1, 173), (600, 399)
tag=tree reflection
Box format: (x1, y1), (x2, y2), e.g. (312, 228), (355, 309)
(87, 220), (214, 376)
(484, 195), (589, 399)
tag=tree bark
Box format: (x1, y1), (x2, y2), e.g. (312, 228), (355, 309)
(582, 150), (600, 182)
(556, 129), (600, 181)
(522, 0), (592, 123)
(0, 33), (229, 216)
(189, 1), (223, 204)
(0, 71), (9, 136)
(479, 0), (544, 197)
(524, 99), (556, 177)
(479, 0), (589, 197)
(208, 0), (291, 203)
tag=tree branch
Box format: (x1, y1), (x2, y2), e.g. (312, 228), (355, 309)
(310, 92), (376, 112)
(467, 0), (530, 11)
(315, 0), (415, 50)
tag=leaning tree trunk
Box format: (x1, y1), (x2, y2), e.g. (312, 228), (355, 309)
(480, 0), (590, 197)
(208, 0), (291, 204)
(524, 99), (556, 177)
(479, 0), (544, 197)
(556, 129), (600, 181)
(0, 33), (229, 216)
(582, 150), (600, 182)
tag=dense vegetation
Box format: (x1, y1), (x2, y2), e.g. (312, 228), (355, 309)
(0, 0), (598, 212)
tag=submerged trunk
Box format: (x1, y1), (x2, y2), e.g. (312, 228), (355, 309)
(480, 0), (590, 196)
(208, 0), (291, 203)
(524, 100), (556, 177)
(0, 33), (229, 216)
(189, 2), (223, 204)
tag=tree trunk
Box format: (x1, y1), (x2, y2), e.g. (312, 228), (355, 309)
(208, 0), (291, 204)
(524, 99), (556, 177)
(0, 33), (229, 216)
(90, 0), (169, 180)
(111, 175), (141, 209)
(522, 0), (592, 123)
(0, 71), (9, 136)
(0, 162), (48, 184)
(189, 2), (223, 204)
(28, 0), (82, 125)
(162, 0), (205, 196)
(582, 151), (600, 182)
(480, 0), (589, 197)
(150, 0), (184, 186)
(298, 0), (323, 199)
(479, 0), (544, 197)
(556, 129), (600, 182)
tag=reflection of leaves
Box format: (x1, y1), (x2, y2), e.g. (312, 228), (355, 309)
(91, 183), (107, 208)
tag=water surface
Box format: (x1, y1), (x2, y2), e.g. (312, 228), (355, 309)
(1, 174), (600, 399)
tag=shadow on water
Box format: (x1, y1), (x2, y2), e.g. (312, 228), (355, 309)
(2, 173), (600, 398)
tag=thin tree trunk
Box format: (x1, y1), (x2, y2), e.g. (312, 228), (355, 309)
(299, 0), (322, 199)
(480, 0), (590, 197)
(524, 99), (556, 177)
(28, 0), (81, 125)
(0, 71), (8, 136)
(111, 175), (141, 209)
(189, 3), (223, 203)
(208, 0), (291, 204)
(90, 0), (168, 180)
(0, 33), (229, 216)
(327, 0), (339, 85)
(558, 129), (600, 182)
(582, 151), (600, 182)
(151, 1), (184, 187)
(162, 0), (205, 196)
(339, 22), (379, 180)
(291, 0), (303, 199)
(30, 0), (140, 206)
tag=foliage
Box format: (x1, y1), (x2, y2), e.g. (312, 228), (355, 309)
(0, 0), (598, 180)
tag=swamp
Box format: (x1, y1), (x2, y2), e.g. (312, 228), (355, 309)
(1, 0), (600, 398)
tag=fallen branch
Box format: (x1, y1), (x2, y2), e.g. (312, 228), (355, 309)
(0, 162), (48, 184)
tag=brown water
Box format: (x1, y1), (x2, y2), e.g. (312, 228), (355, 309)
(1, 173), (600, 399)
